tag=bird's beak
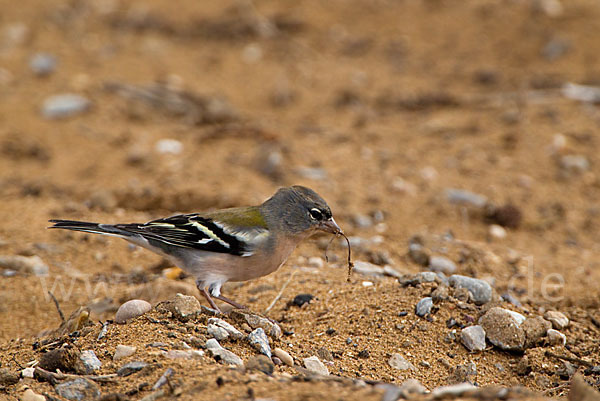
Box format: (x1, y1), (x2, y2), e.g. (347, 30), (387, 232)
(319, 217), (343, 235)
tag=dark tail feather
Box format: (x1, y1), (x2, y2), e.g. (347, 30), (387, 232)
(48, 219), (129, 236)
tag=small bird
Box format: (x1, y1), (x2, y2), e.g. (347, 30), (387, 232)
(49, 185), (343, 312)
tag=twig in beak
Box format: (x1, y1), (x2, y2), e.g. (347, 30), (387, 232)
(324, 232), (354, 282)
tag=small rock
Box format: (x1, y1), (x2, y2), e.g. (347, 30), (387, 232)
(291, 293), (314, 307)
(39, 346), (81, 373)
(205, 339), (243, 367)
(417, 271), (438, 283)
(207, 317), (243, 340)
(0, 368), (19, 386)
(388, 353), (416, 371)
(0, 255), (48, 276)
(163, 293), (201, 321)
(352, 260), (385, 276)
(449, 275), (492, 305)
(431, 285), (450, 302)
(568, 373), (600, 401)
(207, 324), (230, 341)
(113, 345), (136, 361)
(408, 243), (430, 266)
(544, 311), (569, 329)
(29, 52), (57, 76)
(22, 367), (35, 378)
(479, 307), (525, 351)
(489, 224), (507, 239)
(383, 265), (403, 278)
(117, 361), (148, 377)
(115, 299), (152, 324)
(522, 317), (552, 348)
(248, 328), (271, 358)
(55, 378), (100, 401)
(245, 355), (274, 375)
(547, 329), (567, 346)
(429, 256), (456, 274)
(79, 350), (101, 374)
(560, 155), (590, 173)
(273, 348), (293, 366)
(449, 362), (477, 384)
(303, 356), (329, 375)
(431, 382), (477, 399)
(307, 256), (324, 268)
(415, 297), (433, 317)
(41, 94), (91, 119)
(230, 310), (282, 339)
(155, 139), (183, 155)
(461, 325), (486, 352)
(446, 189), (487, 208)
(21, 388), (46, 401)
(501, 292), (523, 308)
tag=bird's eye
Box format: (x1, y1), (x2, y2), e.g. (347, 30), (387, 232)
(309, 208), (323, 220)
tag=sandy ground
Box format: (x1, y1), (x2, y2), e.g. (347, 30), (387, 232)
(1, 0), (600, 400)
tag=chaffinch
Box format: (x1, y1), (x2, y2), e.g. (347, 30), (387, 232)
(49, 185), (343, 312)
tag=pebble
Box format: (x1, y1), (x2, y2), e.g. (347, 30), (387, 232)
(445, 188), (487, 208)
(415, 297), (433, 317)
(449, 275), (492, 305)
(560, 155), (589, 173)
(55, 378), (100, 401)
(417, 271), (438, 283)
(22, 367), (35, 378)
(41, 94), (91, 119)
(307, 256), (324, 268)
(79, 350), (101, 373)
(488, 224), (507, 239)
(245, 355), (274, 375)
(113, 345), (136, 361)
(207, 317), (243, 340)
(522, 317), (552, 348)
(155, 139), (183, 155)
(0, 255), (48, 276)
(544, 310), (569, 329)
(408, 243), (430, 266)
(230, 310), (282, 339)
(547, 329), (567, 346)
(388, 353), (416, 371)
(248, 328), (271, 358)
(117, 361), (148, 377)
(115, 299), (152, 324)
(460, 325), (486, 352)
(152, 368), (175, 390)
(29, 52), (57, 76)
(429, 256), (457, 274)
(205, 339), (243, 367)
(164, 293), (201, 321)
(303, 356), (329, 375)
(0, 368), (19, 386)
(431, 382), (477, 399)
(21, 389), (46, 401)
(383, 265), (403, 278)
(478, 307), (525, 351)
(273, 348), (293, 366)
(207, 324), (230, 341)
(352, 261), (385, 276)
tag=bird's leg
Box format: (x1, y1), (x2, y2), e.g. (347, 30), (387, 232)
(214, 294), (247, 310)
(199, 286), (222, 313)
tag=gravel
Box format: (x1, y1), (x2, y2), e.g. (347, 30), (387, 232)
(113, 345), (136, 361)
(544, 310), (569, 329)
(415, 297), (433, 317)
(449, 275), (492, 305)
(460, 325), (486, 352)
(248, 328), (271, 358)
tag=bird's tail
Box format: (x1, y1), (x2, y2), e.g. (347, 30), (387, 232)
(48, 219), (131, 237)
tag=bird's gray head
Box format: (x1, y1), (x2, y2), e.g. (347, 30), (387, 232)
(262, 185), (342, 236)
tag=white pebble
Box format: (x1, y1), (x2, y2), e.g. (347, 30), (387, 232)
(273, 348), (293, 366)
(303, 356), (329, 375)
(155, 139), (183, 155)
(308, 257), (324, 268)
(547, 329), (566, 346)
(115, 299), (152, 324)
(489, 224), (507, 239)
(113, 345), (136, 361)
(362, 281), (374, 287)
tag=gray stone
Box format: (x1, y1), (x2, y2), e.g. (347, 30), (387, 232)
(460, 325), (486, 352)
(446, 188), (488, 208)
(207, 324), (230, 341)
(431, 382), (477, 399)
(164, 293), (201, 321)
(273, 348), (293, 366)
(113, 345), (136, 361)
(544, 311), (569, 330)
(29, 52), (57, 76)
(115, 299), (152, 324)
(248, 328), (271, 358)
(479, 307), (525, 351)
(352, 261), (385, 277)
(429, 256), (457, 274)
(55, 378), (100, 401)
(383, 265), (403, 278)
(303, 356), (329, 375)
(41, 94), (91, 119)
(449, 275), (492, 305)
(205, 338), (243, 366)
(547, 329), (566, 346)
(388, 353), (416, 371)
(117, 361), (148, 377)
(0, 255), (48, 276)
(415, 297), (433, 317)
(417, 271), (438, 283)
(79, 350), (101, 373)
(230, 310), (282, 339)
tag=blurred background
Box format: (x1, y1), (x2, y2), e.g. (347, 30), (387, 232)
(1, 0), (600, 396)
